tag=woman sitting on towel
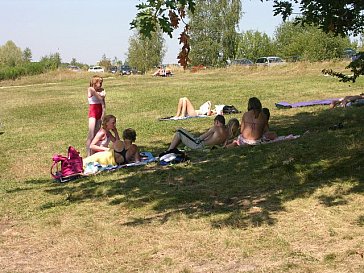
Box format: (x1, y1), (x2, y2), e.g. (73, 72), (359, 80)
(226, 97), (270, 147)
(89, 114), (120, 155)
(174, 97), (213, 118)
(84, 128), (140, 166)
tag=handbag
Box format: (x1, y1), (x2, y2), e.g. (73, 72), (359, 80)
(51, 146), (83, 182)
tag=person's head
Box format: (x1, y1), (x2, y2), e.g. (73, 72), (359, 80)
(102, 114), (116, 130)
(89, 75), (103, 89)
(247, 97), (262, 112)
(227, 118), (240, 138)
(123, 128), (137, 142)
(262, 107), (270, 121)
(214, 114), (226, 126)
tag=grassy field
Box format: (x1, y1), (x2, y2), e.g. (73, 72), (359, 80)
(0, 62), (363, 273)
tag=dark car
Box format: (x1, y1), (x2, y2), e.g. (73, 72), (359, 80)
(230, 58), (253, 66)
(109, 66), (118, 74)
(120, 65), (132, 75)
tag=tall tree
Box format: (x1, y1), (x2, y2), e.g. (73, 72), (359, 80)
(0, 40), (23, 67)
(22, 47), (32, 63)
(126, 30), (165, 74)
(189, 0), (241, 66)
(98, 54), (112, 71)
(236, 30), (275, 61)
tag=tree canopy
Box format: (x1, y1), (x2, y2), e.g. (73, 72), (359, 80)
(132, 0), (364, 80)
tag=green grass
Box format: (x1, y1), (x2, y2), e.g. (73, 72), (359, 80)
(0, 62), (363, 272)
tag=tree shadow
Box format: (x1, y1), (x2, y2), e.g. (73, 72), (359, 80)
(26, 106), (364, 229)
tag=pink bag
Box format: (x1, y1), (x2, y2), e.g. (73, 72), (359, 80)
(51, 146), (83, 181)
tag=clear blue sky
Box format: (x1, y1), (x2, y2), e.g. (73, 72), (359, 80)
(1, 0), (286, 65)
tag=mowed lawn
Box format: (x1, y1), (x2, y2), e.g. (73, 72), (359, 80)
(0, 62), (363, 273)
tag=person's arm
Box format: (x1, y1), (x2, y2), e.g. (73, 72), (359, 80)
(134, 146), (141, 162)
(109, 128), (120, 142)
(240, 115), (245, 134)
(199, 127), (215, 142)
(90, 131), (109, 152)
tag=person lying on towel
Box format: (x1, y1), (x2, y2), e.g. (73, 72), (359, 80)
(330, 93), (364, 108)
(226, 97), (276, 147)
(166, 115), (228, 151)
(83, 128), (140, 166)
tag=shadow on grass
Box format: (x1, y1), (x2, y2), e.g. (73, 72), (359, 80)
(26, 106), (364, 229)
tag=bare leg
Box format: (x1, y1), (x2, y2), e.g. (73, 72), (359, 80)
(184, 97), (197, 116)
(86, 117), (97, 156)
(168, 133), (182, 150)
(175, 97), (184, 117)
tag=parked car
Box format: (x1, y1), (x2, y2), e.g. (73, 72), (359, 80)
(120, 65), (132, 75)
(88, 66), (104, 73)
(109, 66), (118, 74)
(67, 65), (81, 72)
(343, 48), (356, 59)
(256, 56), (285, 66)
(230, 58), (254, 66)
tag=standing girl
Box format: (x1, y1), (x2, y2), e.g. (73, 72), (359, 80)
(86, 75), (106, 156)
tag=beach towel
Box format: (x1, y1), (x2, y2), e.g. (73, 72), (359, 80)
(83, 151), (158, 175)
(158, 115), (209, 121)
(275, 98), (340, 109)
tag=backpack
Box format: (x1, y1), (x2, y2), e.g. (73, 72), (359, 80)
(51, 146), (83, 182)
(222, 105), (241, 114)
(159, 148), (188, 166)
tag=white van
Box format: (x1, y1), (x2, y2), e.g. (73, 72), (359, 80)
(88, 66), (104, 73)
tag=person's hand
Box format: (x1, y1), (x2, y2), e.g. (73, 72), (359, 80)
(99, 90), (106, 97)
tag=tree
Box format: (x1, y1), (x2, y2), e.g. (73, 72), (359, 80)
(236, 30), (275, 61)
(22, 47), (32, 63)
(0, 40), (23, 67)
(274, 21), (352, 61)
(126, 29), (165, 74)
(132, 0), (364, 80)
(40, 53), (61, 70)
(70, 58), (77, 66)
(98, 54), (112, 71)
(188, 0), (241, 66)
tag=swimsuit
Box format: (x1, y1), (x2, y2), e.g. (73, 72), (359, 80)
(234, 135), (262, 146)
(88, 92), (104, 119)
(114, 148), (128, 164)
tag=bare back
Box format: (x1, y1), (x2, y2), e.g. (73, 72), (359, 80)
(241, 110), (268, 140)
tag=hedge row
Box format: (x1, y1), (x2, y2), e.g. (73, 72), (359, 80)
(0, 62), (48, 81)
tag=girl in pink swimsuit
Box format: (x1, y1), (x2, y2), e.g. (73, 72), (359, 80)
(86, 75), (106, 156)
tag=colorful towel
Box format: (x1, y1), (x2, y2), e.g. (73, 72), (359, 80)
(83, 151), (158, 175)
(275, 98), (340, 109)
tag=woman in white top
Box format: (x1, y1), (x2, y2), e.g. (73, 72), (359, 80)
(174, 97), (212, 118)
(90, 114), (120, 155)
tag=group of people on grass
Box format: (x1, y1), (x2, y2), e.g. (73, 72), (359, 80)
(84, 75), (278, 167)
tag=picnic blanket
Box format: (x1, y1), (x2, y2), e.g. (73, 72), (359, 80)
(84, 151), (158, 175)
(158, 115), (210, 121)
(275, 98), (340, 109)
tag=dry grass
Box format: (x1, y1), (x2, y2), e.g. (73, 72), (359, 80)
(0, 61), (363, 272)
